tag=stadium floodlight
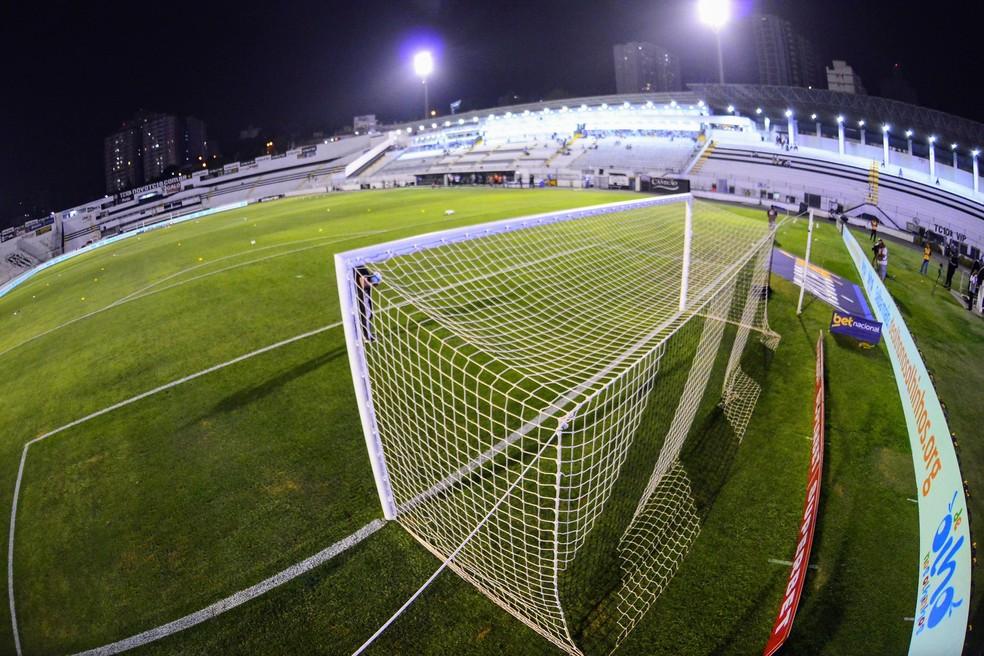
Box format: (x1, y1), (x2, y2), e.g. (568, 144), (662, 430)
(905, 129), (913, 137)
(784, 109), (793, 118)
(882, 124), (890, 133)
(951, 143), (958, 150)
(858, 119), (865, 127)
(755, 107), (762, 115)
(413, 51), (434, 119)
(727, 104), (735, 113)
(697, 0), (730, 83)
(336, 195), (780, 656)
(810, 113), (817, 120)
(836, 115), (844, 123)
(973, 149), (980, 157)
(929, 135), (937, 143)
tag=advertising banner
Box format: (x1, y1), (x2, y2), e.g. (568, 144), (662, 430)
(763, 332), (825, 656)
(829, 310), (882, 344)
(842, 228), (970, 655)
(640, 176), (690, 195)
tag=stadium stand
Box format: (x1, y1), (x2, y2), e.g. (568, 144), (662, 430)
(4, 89), (984, 290)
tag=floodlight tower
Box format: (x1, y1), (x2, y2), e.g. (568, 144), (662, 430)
(697, 0), (730, 84)
(413, 51), (434, 119)
(836, 115), (845, 155)
(928, 135), (937, 180)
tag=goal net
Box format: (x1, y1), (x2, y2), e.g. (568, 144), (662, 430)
(336, 195), (779, 655)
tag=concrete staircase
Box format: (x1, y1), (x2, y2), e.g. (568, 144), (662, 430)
(866, 160), (880, 204)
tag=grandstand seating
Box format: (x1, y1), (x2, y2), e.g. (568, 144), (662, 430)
(5, 91), (984, 290)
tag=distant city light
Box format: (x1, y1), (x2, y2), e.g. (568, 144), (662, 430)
(697, 0), (731, 31)
(413, 51), (434, 78)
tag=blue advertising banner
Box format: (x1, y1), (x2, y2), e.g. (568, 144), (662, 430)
(829, 310), (882, 344)
(842, 228), (970, 655)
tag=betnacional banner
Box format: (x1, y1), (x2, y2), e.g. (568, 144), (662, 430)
(763, 331), (825, 656)
(842, 228), (970, 655)
(829, 310), (882, 345)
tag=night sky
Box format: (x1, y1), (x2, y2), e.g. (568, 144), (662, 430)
(1, 0), (980, 227)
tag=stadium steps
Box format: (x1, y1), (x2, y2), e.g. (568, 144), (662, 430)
(866, 160), (880, 204)
(687, 140), (716, 175)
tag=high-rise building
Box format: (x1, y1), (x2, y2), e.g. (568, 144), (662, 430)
(826, 60), (866, 95)
(752, 15), (823, 88)
(104, 111), (210, 194)
(613, 42), (681, 94)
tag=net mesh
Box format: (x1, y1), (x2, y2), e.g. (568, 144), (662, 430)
(350, 199), (779, 655)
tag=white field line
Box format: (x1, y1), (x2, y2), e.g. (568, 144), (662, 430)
(7, 321), (343, 656)
(73, 519), (386, 656)
(0, 232), (381, 362)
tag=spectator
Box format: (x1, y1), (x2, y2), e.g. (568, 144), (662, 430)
(920, 241), (932, 275)
(944, 246), (960, 289)
(869, 217), (879, 241)
(767, 206), (778, 230)
(875, 240), (889, 281)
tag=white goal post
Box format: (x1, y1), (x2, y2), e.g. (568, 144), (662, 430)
(335, 193), (779, 655)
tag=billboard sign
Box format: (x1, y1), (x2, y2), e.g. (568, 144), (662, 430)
(829, 310), (882, 344)
(640, 176), (690, 195)
(842, 228), (970, 656)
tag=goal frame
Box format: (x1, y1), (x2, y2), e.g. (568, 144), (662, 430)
(334, 193), (695, 522)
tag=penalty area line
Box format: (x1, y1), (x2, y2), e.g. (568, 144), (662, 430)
(73, 518), (386, 656)
(7, 321), (342, 656)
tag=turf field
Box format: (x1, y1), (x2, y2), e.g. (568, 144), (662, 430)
(0, 187), (976, 655)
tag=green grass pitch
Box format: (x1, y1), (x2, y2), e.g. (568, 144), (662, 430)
(0, 187), (979, 655)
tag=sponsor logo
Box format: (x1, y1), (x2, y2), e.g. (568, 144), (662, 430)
(829, 311), (882, 344)
(916, 491), (965, 635)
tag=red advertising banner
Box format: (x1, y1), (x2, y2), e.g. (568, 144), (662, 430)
(763, 331), (825, 656)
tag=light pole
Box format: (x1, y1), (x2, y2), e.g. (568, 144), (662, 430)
(812, 113), (820, 137)
(951, 143), (958, 170)
(905, 129), (913, 156)
(697, 0), (730, 84)
(836, 115), (845, 155)
(973, 149), (980, 194)
(785, 109), (796, 148)
(858, 119), (866, 146)
(929, 136), (937, 181)
(413, 51), (434, 119)
(882, 124), (890, 167)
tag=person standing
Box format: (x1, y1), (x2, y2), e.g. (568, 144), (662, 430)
(767, 206), (778, 230)
(920, 241), (932, 275)
(944, 246), (960, 289)
(869, 217), (879, 241)
(875, 240), (889, 280)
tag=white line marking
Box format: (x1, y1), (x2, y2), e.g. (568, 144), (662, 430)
(7, 321), (343, 656)
(74, 519), (386, 656)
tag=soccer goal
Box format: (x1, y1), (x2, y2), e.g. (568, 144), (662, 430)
(336, 194), (779, 655)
